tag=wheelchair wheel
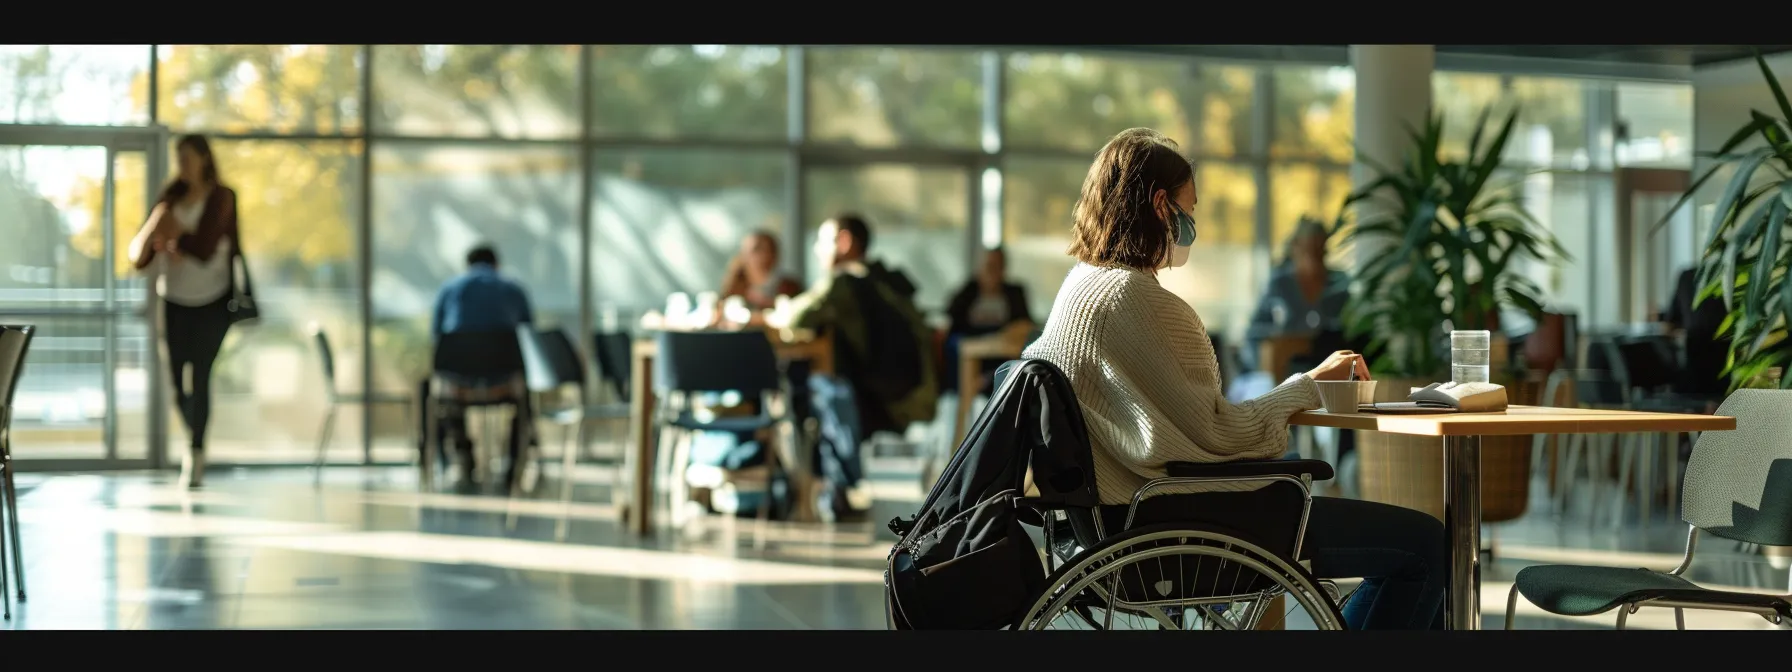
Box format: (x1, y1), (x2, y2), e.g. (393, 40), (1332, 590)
(1018, 523), (1345, 631)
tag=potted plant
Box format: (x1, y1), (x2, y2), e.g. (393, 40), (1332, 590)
(1334, 105), (1569, 522)
(1656, 52), (1791, 564)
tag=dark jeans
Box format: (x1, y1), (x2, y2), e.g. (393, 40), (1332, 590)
(1103, 492), (1446, 630)
(164, 296), (233, 451)
(806, 374), (865, 491)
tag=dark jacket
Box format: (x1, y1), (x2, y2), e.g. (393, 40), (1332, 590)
(1665, 268), (1730, 394)
(885, 358), (1097, 629)
(946, 282), (1032, 337)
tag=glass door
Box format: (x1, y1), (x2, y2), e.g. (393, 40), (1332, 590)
(0, 125), (166, 469)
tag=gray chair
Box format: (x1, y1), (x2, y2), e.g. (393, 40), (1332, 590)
(310, 325), (414, 476)
(1505, 389), (1792, 629)
(0, 325), (33, 620)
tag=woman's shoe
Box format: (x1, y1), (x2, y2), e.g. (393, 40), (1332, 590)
(180, 448), (206, 489)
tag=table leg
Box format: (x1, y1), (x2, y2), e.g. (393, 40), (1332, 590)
(625, 351), (656, 535)
(1443, 434), (1483, 630)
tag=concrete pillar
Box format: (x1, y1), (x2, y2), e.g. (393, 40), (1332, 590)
(1349, 45), (1435, 269)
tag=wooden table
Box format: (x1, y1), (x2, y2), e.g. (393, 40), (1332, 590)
(622, 328), (832, 536)
(953, 323), (1034, 449)
(1290, 405), (1735, 630)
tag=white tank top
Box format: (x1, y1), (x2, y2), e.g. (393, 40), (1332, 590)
(159, 196), (234, 307)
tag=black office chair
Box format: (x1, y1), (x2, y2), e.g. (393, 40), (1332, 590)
(430, 330), (528, 489)
(517, 327), (630, 500)
(653, 330), (787, 528)
(0, 325), (34, 619)
(310, 324), (414, 477)
(592, 331), (633, 401)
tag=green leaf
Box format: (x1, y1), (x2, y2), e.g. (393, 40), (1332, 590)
(1747, 196), (1788, 323)
(1707, 147), (1777, 249)
(1756, 52), (1792, 144)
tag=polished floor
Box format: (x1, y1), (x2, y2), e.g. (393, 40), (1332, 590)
(1, 455), (1787, 630)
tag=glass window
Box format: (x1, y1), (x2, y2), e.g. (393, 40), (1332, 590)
(370, 143), (580, 408)
(0, 45), (150, 126)
(589, 45), (788, 141)
(1509, 76), (1592, 169)
(1162, 162), (1262, 341)
(156, 45), (362, 135)
(593, 148), (790, 316)
(807, 47), (984, 149)
(804, 163), (970, 312)
(1005, 53), (1254, 156)
(0, 146), (144, 460)
(178, 140), (369, 464)
(1433, 71), (1511, 162)
(1271, 66), (1354, 163)
(1268, 163), (1353, 258)
(372, 45), (581, 139)
(1617, 81), (1694, 169)
(1518, 171), (1616, 327)
(1002, 156), (1088, 320)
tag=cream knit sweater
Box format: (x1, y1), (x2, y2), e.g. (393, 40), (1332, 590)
(1023, 263), (1323, 504)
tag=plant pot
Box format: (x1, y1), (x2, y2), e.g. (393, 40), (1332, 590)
(1355, 376), (1532, 523)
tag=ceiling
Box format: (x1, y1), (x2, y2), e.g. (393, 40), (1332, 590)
(1433, 45), (1792, 68)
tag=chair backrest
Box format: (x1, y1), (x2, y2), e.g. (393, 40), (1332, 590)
(592, 331), (632, 399)
(1682, 389), (1792, 547)
(433, 330), (525, 383)
(653, 330), (780, 395)
(517, 326), (586, 394)
(1612, 336), (1677, 392)
(0, 325), (36, 410)
(311, 326), (337, 389)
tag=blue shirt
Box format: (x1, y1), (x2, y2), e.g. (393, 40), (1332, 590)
(431, 264), (534, 342)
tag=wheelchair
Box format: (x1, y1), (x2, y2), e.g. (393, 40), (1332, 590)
(1015, 460), (1349, 630)
(994, 363), (1349, 630)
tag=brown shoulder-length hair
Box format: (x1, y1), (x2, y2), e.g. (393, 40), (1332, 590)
(720, 230), (780, 298)
(1066, 128), (1194, 271)
(158, 134), (222, 204)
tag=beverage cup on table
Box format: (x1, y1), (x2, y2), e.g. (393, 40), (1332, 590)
(1316, 380), (1377, 414)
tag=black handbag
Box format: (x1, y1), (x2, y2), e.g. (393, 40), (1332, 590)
(226, 242), (260, 326)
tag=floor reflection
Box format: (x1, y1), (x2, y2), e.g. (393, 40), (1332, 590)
(3, 462), (1787, 630)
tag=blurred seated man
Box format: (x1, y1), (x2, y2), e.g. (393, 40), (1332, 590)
(425, 244), (536, 490)
(773, 213), (937, 518)
(944, 246), (1034, 396)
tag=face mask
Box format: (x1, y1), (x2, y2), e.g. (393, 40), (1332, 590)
(1164, 201), (1198, 269)
(1169, 203), (1198, 247)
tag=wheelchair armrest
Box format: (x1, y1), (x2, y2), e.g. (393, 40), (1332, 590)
(1164, 459), (1334, 482)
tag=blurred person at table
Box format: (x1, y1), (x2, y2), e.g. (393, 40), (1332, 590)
(129, 133), (241, 489)
(1023, 128), (1443, 630)
(720, 230), (802, 313)
(1244, 216), (1353, 375)
(944, 246), (1034, 396)
(1662, 266), (1729, 403)
(425, 244), (536, 491)
(774, 213), (937, 519)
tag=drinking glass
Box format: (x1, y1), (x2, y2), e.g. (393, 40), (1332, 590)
(1450, 330), (1491, 384)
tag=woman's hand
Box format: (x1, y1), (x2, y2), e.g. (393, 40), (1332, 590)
(1306, 350), (1371, 381)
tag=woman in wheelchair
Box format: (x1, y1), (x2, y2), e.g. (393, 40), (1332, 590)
(1021, 128), (1446, 630)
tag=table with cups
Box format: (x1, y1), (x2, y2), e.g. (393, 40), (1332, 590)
(1292, 331), (1736, 630)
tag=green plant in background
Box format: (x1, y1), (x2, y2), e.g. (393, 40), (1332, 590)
(1337, 106), (1569, 378)
(1658, 54), (1792, 392)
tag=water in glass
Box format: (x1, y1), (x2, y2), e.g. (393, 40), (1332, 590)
(1451, 330), (1491, 384)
